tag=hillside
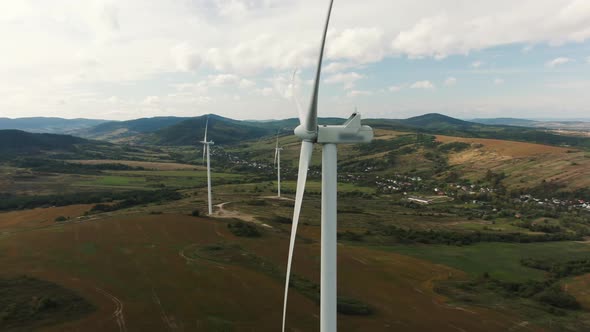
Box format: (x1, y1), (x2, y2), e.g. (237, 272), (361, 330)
(381, 114), (590, 150)
(224, 127), (590, 194)
(472, 118), (590, 132)
(435, 135), (590, 191)
(76, 116), (191, 141)
(0, 130), (88, 154)
(400, 113), (475, 129)
(471, 118), (539, 127)
(143, 114), (275, 145)
(0, 117), (106, 134)
(7, 113), (590, 150)
(0, 130), (172, 162)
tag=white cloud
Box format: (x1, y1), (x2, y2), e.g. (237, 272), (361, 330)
(208, 74), (240, 86)
(327, 27), (385, 63)
(546, 57), (573, 67)
(347, 90), (373, 97)
(471, 61), (484, 68)
(324, 72), (364, 90)
(143, 95), (160, 105)
(444, 77), (457, 86)
(323, 62), (358, 74)
(389, 85), (401, 92)
(256, 87), (274, 97)
(2, 0), (590, 120)
(494, 78), (505, 85)
(171, 43), (202, 72)
(410, 80), (435, 89)
(521, 44), (534, 53)
(391, 2), (590, 59)
(239, 79), (256, 89)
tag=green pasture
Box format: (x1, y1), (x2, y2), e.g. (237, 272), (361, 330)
(279, 180), (375, 194)
(73, 170), (246, 189)
(377, 241), (590, 282)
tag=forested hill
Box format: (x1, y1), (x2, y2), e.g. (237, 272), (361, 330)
(0, 130), (88, 153)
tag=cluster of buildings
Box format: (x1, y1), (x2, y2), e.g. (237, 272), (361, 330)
(519, 195), (590, 211)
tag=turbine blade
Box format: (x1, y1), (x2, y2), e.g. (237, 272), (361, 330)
(282, 140), (313, 332)
(274, 148), (278, 166)
(304, 0), (334, 131)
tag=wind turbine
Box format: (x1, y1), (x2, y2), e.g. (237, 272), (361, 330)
(281, 1), (374, 331)
(200, 117), (214, 215)
(274, 132), (283, 198)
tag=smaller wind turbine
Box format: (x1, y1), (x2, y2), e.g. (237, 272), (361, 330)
(274, 131), (284, 198)
(200, 117), (214, 215)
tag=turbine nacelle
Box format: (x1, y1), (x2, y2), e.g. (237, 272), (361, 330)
(294, 113), (372, 144)
(317, 112), (373, 144)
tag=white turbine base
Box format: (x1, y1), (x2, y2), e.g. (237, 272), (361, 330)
(206, 143), (212, 215)
(277, 149), (281, 198)
(321, 143), (337, 332)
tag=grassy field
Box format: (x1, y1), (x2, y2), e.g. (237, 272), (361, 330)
(0, 212), (548, 332)
(436, 134), (590, 190)
(68, 160), (202, 171)
(375, 242), (590, 282)
(71, 170), (246, 190)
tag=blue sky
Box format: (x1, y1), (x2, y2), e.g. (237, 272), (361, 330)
(1, 0), (589, 120)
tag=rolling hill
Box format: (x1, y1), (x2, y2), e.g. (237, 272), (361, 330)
(471, 118), (539, 127)
(0, 117), (107, 134)
(0, 130), (88, 154)
(76, 116), (191, 141)
(8, 113), (590, 150)
(399, 113), (475, 129)
(142, 114), (274, 145)
(391, 114), (590, 150)
(472, 118), (590, 131)
(0, 130), (170, 162)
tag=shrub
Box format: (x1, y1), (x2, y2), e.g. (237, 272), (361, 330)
(337, 231), (363, 242)
(54, 216), (67, 222)
(191, 209), (200, 217)
(227, 221), (261, 237)
(337, 297), (373, 315)
(245, 199), (267, 206)
(271, 216), (291, 224)
(534, 287), (580, 310)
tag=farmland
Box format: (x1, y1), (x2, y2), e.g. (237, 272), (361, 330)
(435, 135), (590, 190)
(0, 212), (552, 332)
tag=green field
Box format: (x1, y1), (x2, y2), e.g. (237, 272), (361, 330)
(279, 180), (376, 194)
(377, 242), (590, 282)
(73, 171), (246, 189)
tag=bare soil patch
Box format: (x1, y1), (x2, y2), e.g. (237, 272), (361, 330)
(0, 204), (94, 232)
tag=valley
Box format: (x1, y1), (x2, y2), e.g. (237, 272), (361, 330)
(0, 114), (589, 331)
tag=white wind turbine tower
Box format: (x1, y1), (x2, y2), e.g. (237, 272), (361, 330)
(200, 117), (214, 215)
(281, 0), (374, 331)
(274, 132), (283, 198)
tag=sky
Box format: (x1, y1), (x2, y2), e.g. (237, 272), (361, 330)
(1, 0), (590, 121)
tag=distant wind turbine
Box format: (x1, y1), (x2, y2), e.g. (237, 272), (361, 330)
(274, 132), (283, 198)
(281, 1), (374, 332)
(200, 117), (214, 215)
